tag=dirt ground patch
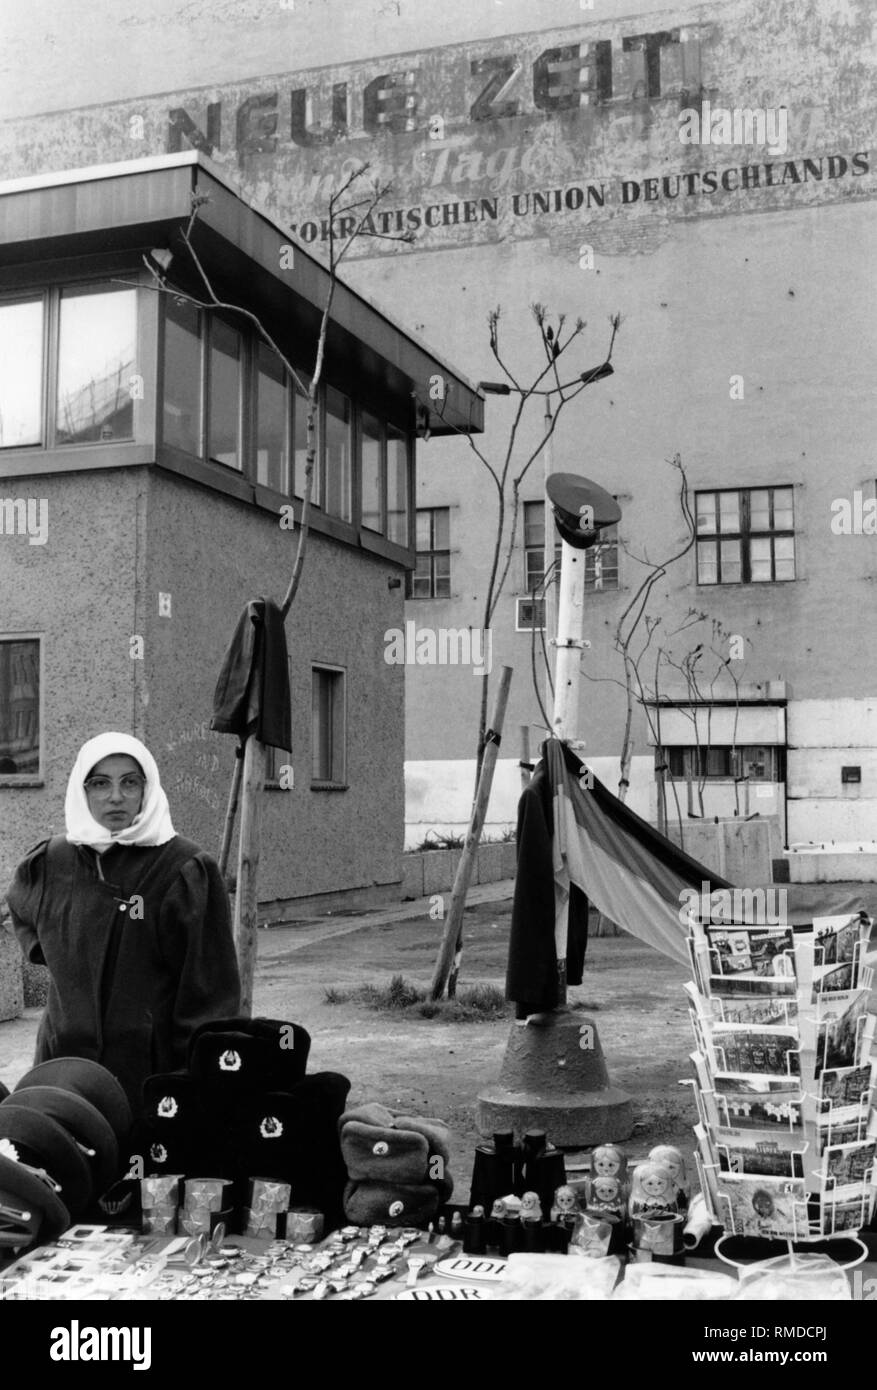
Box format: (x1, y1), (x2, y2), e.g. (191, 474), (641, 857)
(253, 895), (700, 1195)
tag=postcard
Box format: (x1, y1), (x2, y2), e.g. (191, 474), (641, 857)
(709, 994), (797, 1027)
(822, 1140), (876, 1190)
(711, 1028), (800, 1078)
(820, 1194), (871, 1235)
(716, 1128), (806, 1179)
(713, 1074), (803, 1130)
(715, 1173), (808, 1239)
(815, 993), (868, 1076)
(818, 1062), (874, 1112)
(816, 1116), (868, 1154)
(706, 927), (797, 981)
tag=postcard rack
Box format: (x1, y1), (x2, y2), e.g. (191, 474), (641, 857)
(683, 911), (877, 1249)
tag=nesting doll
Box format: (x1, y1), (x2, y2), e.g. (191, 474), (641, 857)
(519, 1191), (543, 1226)
(591, 1144), (629, 1186)
(550, 1184), (582, 1226)
(585, 1173), (626, 1219)
(648, 1145), (689, 1211)
(628, 1160), (678, 1219)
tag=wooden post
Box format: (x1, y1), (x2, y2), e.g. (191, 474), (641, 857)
(218, 745), (243, 879)
(542, 402), (557, 713)
(520, 725), (531, 790)
(233, 733), (266, 1015)
(430, 665), (513, 1000)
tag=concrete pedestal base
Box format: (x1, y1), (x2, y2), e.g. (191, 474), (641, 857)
(477, 1008), (634, 1148)
(0, 927), (23, 1022)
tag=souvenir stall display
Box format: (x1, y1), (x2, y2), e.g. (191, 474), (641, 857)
(684, 910), (877, 1261)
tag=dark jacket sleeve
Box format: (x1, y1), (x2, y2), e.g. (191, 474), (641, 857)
(4, 839), (50, 965)
(158, 852), (241, 1066)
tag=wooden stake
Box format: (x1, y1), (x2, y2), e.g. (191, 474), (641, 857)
(218, 744), (243, 879)
(430, 665), (513, 1001)
(233, 733), (266, 1015)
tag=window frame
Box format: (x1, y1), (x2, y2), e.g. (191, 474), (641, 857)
(660, 744), (785, 783)
(523, 500), (619, 593)
(311, 663), (347, 790)
(695, 486), (796, 586)
(0, 274), (149, 456)
(409, 505), (451, 599)
(0, 633), (44, 785)
(515, 595), (547, 631)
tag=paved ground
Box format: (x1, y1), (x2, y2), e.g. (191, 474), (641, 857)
(3, 878), (875, 1198)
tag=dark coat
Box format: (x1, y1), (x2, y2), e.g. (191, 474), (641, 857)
(6, 835), (241, 1118)
(210, 596), (292, 751)
(506, 755), (588, 1014)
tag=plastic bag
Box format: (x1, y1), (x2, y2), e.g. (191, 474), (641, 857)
(613, 1262), (738, 1301)
(733, 1252), (851, 1301)
(492, 1252), (621, 1300)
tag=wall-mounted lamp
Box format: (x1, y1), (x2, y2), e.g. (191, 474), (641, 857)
(149, 248), (174, 275)
(478, 381), (512, 395)
(388, 576), (402, 590)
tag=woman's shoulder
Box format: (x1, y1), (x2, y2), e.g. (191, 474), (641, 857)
(14, 833), (71, 871)
(157, 835), (223, 879)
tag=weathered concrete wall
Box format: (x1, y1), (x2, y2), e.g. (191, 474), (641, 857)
(0, 465), (406, 902)
(143, 468), (406, 902)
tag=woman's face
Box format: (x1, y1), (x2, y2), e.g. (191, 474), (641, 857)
(85, 754), (145, 831)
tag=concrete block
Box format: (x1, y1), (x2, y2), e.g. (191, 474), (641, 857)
(476, 845), (503, 884)
(0, 927), (23, 1022)
(423, 849), (454, 896)
(500, 842), (518, 879)
(401, 854), (425, 900)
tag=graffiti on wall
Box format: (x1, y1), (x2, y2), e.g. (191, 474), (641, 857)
(0, 3), (874, 255)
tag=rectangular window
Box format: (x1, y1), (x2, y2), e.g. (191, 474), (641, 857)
(410, 507), (451, 598)
(312, 665), (346, 786)
(56, 284), (136, 445)
(386, 425), (409, 547)
(660, 745), (784, 782)
(696, 487), (795, 584)
(516, 596), (546, 631)
(207, 319), (243, 470)
(324, 385), (353, 521)
(255, 341), (289, 493)
(361, 411), (383, 533)
(163, 297), (202, 455)
(0, 638), (40, 777)
(0, 297), (44, 448)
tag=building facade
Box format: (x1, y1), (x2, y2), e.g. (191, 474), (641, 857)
(0, 0), (875, 860)
(0, 152), (480, 903)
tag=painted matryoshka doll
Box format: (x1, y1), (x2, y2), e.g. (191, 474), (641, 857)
(648, 1145), (689, 1211)
(628, 1160), (678, 1219)
(585, 1173), (626, 1219)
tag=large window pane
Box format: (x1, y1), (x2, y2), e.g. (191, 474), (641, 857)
(0, 298), (43, 448)
(0, 638), (40, 775)
(697, 539), (717, 584)
(312, 666), (345, 784)
(774, 534), (796, 580)
(718, 491), (740, 532)
(324, 386), (352, 520)
(386, 425), (409, 545)
(750, 536), (772, 581)
(208, 319), (242, 469)
(255, 342), (288, 492)
(163, 298), (202, 455)
(720, 538), (742, 583)
(361, 411), (383, 533)
(56, 285), (136, 444)
(749, 489), (771, 531)
(773, 488), (794, 531)
(696, 492), (717, 534)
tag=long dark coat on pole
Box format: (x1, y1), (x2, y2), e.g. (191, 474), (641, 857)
(506, 751), (588, 1014)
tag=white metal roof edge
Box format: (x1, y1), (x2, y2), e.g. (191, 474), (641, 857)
(0, 149), (485, 404)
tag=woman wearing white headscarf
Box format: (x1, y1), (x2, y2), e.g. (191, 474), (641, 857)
(6, 732), (241, 1118)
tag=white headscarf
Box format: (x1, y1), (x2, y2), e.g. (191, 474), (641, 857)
(65, 732), (176, 850)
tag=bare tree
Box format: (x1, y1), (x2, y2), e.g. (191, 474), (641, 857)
(422, 306), (621, 998)
(121, 164), (413, 1009)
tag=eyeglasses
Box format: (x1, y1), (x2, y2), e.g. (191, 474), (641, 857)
(84, 775), (146, 800)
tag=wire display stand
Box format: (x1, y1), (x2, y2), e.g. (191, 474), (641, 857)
(684, 911), (876, 1265)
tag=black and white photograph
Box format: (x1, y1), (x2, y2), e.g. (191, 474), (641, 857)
(822, 1139), (876, 1191)
(0, 0), (875, 1326)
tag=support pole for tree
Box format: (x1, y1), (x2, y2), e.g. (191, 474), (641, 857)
(550, 537), (587, 1009)
(542, 401), (557, 713)
(218, 744), (244, 878)
(233, 733), (267, 1015)
(430, 665), (513, 1001)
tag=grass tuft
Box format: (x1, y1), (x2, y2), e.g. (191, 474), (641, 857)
(322, 975), (510, 1022)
